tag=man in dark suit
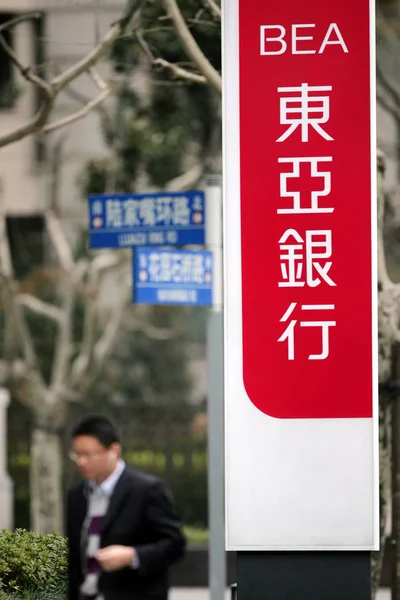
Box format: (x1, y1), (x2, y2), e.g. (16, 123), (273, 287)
(66, 415), (186, 600)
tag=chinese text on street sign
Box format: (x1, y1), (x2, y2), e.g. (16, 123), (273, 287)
(88, 191), (205, 249)
(133, 248), (213, 306)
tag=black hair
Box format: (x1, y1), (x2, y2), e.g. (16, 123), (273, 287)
(71, 414), (120, 448)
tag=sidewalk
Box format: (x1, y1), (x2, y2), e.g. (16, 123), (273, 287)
(171, 591), (229, 600)
(170, 588), (391, 599)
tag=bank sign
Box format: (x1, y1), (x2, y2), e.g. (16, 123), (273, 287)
(223, 0), (378, 550)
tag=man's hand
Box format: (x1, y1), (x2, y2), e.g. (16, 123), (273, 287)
(96, 545), (135, 571)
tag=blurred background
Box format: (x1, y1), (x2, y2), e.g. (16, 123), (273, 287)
(0, 0), (220, 544)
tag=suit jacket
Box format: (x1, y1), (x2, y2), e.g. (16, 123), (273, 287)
(66, 466), (186, 600)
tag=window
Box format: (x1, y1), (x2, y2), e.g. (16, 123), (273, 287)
(0, 12), (17, 109)
(6, 216), (45, 279)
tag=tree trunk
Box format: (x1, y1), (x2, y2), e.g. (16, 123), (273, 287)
(30, 428), (63, 534)
(372, 393), (392, 597)
(391, 342), (400, 600)
(371, 151), (397, 597)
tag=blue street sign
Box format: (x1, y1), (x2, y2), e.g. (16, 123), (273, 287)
(133, 248), (213, 306)
(88, 191), (205, 248)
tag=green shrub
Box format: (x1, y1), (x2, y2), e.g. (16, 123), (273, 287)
(0, 529), (67, 596)
(0, 525), (208, 598)
(5, 584), (66, 599)
(183, 526), (209, 544)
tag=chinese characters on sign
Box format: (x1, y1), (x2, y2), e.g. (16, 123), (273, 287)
(224, 0), (378, 550)
(278, 229), (335, 288)
(88, 191), (205, 248)
(133, 248), (213, 306)
(278, 303), (336, 361)
(239, 5), (374, 418)
(276, 83), (336, 362)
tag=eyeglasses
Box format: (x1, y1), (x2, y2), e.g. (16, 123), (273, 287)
(68, 450), (105, 462)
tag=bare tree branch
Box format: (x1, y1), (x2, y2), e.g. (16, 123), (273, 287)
(0, 182), (20, 360)
(69, 252), (129, 387)
(59, 82), (95, 109)
(165, 164), (204, 191)
(93, 287), (130, 368)
(17, 294), (64, 323)
(0, 32), (51, 94)
(0, 273), (43, 372)
(0, 97), (55, 148)
(45, 120), (80, 398)
(153, 58), (207, 84)
(0, 11), (42, 32)
(81, 302), (175, 394)
(377, 91), (400, 123)
(44, 210), (74, 272)
(48, 133), (68, 211)
(377, 149), (392, 291)
(90, 251), (129, 273)
(69, 269), (101, 387)
(0, 192), (13, 279)
(45, 210), (89, 288)
(136, 29), (155, 61)
(70, 253), (174, 394)
(51, 1), (139, 94)
(5, 359), (45, 411)
(0, 0), (140, 149)
(89, 67), (108, 91)
(203, 0), (221, 20)
(129, 314), (175, 340)
(49, 283), (75, 399)
(0, 187), (43, 377)
(160, 0), (222, 93)
(43, 87), (112, 134)
(377, 59), (400, 110)
(50, 65), (111, 119)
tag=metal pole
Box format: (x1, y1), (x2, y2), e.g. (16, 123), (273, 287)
(206, 173), (223, 311)
(206, 173), (225, 600)
(0, 387), (12, 529)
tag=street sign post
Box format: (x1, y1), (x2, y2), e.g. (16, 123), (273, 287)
(204, 175), (225, 600)
(133, 247), (213, 306)
(223, 0), (378, 598)
(88, 191), (205, 249)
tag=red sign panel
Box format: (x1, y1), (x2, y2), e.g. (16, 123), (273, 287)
(239, 1), (374, 418)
